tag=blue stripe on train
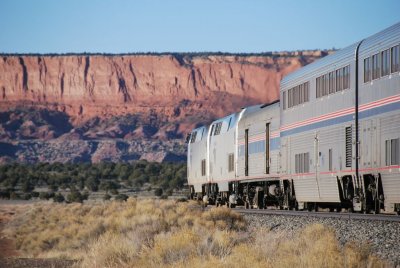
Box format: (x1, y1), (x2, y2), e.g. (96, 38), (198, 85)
(238, 137), (280, 157)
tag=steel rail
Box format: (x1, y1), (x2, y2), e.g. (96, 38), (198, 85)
(233, 208), (400, 222)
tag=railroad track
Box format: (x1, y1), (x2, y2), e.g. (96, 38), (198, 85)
(233, 208), (400, 222)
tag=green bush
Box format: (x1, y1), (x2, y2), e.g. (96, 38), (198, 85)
(53, 193), (65, 203)
(154, 188), (163, 196)
(115, 194), (128, 201)
(67, 191), (84, 203)
(110, 189), (119, 195)
(10, 192), (19, 200)
(0, 162), (188, 196)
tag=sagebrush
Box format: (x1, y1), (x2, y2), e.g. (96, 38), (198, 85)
(4, 199), (384, 267)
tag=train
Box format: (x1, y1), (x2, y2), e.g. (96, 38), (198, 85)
(186, 22), (400, 214)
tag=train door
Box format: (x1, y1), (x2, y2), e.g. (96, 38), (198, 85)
(245, 129), (249, 176)
(280, 137), (288, 175)
(361, 119), (377, 168)
(314, 132), (321, 199)
(265, 123), (270, 174)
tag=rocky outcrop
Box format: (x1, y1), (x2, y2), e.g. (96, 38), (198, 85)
(0, 52), (328, 162)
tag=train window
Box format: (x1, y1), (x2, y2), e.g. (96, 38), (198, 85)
(282, 91), (287, 110)
(228, 153), (234, 172)
(321, 76), (324, 96)
(345, 127), (352, 167)
(329, 72), (335, 94)
(343, 66), (350, 90)
(372, 53), (381, 80)
(299, 84), (304, 104)
(304, 82), (309, 102)
(227, 117), (232, 131)
(323, 74), (329, 96)
(391, 45), (400, 73)
(185, 133), (191, 143)
(329, 149), (332, 171)
(385, 138), (399, 166)
(304, 153), (309, 173)
(214, 122), (222, 136)
(295, 152), (309, 173)
(316, 66), (349, 98)
(336, 69), (343, 92)
(364, 57), (371, 83)
(190, 131), (197, 143)
(381, 49), (390, 77)
(287, 81), (309, 108)
(201, 159), (206, 176)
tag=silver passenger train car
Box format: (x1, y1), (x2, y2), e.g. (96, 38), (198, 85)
(187, 22), (400, 214)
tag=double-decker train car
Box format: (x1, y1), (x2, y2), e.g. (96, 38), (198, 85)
(187, 125), (208, 196)
(207, 112), (240, 205)
(234, 101), (283, 208)
(280, 22), (400, 213)
(358, 23), (400, 213)
(187, 22), (400, 214)
(280, 43), (359, 211)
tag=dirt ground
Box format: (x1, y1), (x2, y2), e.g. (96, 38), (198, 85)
(0, 202), (75, 268)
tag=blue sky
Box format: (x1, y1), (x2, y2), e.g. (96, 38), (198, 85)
(0, 0), (399, 54)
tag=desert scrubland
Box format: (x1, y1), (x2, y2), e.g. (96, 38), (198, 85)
(0, 199), (385, 268)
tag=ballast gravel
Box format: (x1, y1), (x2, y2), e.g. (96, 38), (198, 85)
(244, 213), (400, 266)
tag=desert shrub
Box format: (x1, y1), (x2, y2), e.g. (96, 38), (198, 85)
(9, 191), (19, 199)
(0, 189), (11, 199)
(115, 194), (128, 201)
(154, 188), (163, 196)
(3, 199), (385, 268)
(110, 189), (118, 195)
(202, 206), (247, 231)
(39, 191), (54, 200)
(21, 193), (32, 200)
(175, 197), (187, 203)
(67, 191), (84, 203)
(53, 193), (65, 203)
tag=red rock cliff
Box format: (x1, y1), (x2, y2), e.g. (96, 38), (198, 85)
(0, 52), (325, 123)
(0, 52), (327, 163)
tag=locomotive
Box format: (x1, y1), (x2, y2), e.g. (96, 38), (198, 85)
(187, 22), (400, 214)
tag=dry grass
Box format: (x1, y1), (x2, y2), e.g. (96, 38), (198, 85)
(4, 199), (385, 268)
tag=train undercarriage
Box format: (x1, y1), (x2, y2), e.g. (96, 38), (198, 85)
(190, 173), (399, 215)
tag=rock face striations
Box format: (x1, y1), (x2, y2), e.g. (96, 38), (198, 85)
(0, 52), (328, 163)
